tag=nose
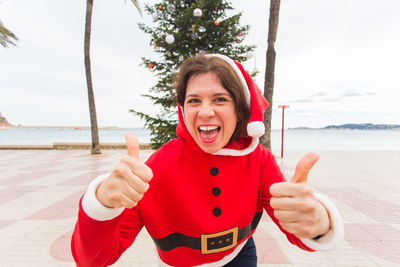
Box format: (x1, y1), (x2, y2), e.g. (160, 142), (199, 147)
(198, 103), (215, 118)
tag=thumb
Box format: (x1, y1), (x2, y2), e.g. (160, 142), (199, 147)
(125, 133), (140, 160)
(291, 152), (319, 183)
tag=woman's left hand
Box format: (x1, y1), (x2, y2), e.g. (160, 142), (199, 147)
(269, 153), (330, 239)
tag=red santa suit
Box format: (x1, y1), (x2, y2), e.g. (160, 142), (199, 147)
(71, 54), (344, 267)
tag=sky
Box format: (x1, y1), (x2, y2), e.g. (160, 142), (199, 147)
(1, 0), (399, 129)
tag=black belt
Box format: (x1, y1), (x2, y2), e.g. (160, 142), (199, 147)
(152, 212), (262, 255)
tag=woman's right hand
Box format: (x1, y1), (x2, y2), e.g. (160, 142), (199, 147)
(96, 133), (153, 209)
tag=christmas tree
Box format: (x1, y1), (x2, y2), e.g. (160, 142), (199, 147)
(131, 0), (256, 149)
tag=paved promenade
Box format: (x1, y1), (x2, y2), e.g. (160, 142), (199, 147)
(0, 149), (399, 266)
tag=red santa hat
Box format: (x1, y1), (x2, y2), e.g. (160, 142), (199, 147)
(205, 54), (269, 156)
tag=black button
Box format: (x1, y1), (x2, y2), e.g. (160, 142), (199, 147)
(212, 207), (222, 217)
(210, 167), (219, 176)
(212, 187), (221, 196)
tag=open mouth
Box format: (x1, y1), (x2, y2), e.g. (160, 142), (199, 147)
(198, 125), (221, 143)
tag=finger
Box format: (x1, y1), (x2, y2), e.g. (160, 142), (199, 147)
(121, 184), (144, 203)
(125, 171), (151, 193)
(120, 156), (153, 183)
(98, 180), (138, 209)
(125, 133), (140, 160)
(270, 182), (299, 198)
(273, 209), (299, 224)
(113, 163), (151, 191)
(119, 193), (139, 209)
(270, 196), (297, 210)
(291, 152), (319, 183)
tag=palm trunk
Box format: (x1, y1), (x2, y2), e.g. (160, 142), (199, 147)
(261, 0), (281, 150)
(84, 0), (101, 154)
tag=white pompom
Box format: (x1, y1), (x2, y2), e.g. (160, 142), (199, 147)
(165, 34), (175, 44)
(247, 121), (265, 137)
(193, 8), (202, 17)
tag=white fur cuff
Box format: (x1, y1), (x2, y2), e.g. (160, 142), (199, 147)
(81, 173), (125, 221)
(300, 192), (344, 251)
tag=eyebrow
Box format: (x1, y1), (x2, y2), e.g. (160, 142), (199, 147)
(186, 92), (231, 98)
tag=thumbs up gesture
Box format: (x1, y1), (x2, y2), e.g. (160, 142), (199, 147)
(96, 133), (153, 209)
(269, 153), (330, 239)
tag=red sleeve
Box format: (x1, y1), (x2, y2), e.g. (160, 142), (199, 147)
(71, 197), (144, 267)
(260, 149), (314, 252)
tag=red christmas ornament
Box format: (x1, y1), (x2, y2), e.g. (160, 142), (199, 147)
(158, 5), (163, 11)
(214, 20), (220, 26)
(148, 63), (155, 69)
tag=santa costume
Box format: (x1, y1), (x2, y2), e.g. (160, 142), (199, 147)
(71, 54), (344, 267)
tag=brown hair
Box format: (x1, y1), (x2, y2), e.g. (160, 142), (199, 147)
(174, 54), (250, 141)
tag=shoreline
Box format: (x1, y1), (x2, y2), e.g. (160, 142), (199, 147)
(0, 142), (151, 150)
(2, 125), (121, 130)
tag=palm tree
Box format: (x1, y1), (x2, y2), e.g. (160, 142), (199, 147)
(0, 19), (18, 48)
(260, 0), (281, 150)
(84, 0), (141, 154)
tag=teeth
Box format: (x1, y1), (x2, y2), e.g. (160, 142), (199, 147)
(199, 126), (219, 131)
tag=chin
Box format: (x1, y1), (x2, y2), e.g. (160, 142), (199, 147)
(197, 141), (225, 154)
(199, 146), (219, 154)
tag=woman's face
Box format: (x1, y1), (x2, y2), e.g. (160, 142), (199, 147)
(184, 72), (237, 153)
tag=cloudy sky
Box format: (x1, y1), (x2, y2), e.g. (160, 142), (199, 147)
(1, 0), (399, 129)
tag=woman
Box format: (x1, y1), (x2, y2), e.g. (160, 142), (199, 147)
(71, 54), (344, 266)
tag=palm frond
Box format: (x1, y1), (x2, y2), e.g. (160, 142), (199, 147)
(128, 0), (142, 17)
(0, 21), (18, 48)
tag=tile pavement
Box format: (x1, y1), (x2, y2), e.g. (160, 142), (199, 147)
(0, 149), (399, 266)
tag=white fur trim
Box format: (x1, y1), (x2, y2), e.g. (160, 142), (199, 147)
(300, 192), (344, 251)
(155, 239), (247, 266)
(81, 173), (125, 221)
(205, 54), (251, 108)
(212, 137), (259, 156)
(247, 121), (265, 137)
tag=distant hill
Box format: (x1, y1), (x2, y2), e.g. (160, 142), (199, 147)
(0, 113), (13, 127)
(290, 123), (400, 130)
(322, 123), (400, 130)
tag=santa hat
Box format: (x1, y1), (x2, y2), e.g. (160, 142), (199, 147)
(206, 54), (269, 156)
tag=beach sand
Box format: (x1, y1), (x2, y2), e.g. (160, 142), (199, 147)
(0, 149), (399, 266)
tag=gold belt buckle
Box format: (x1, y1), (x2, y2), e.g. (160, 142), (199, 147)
(201, 227), (238, 254)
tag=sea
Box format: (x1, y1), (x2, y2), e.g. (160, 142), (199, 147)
(0, 127), (400, 151)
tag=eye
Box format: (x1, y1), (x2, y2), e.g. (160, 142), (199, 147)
(214, 97), (228, 103)
(186, 98), (200, 104)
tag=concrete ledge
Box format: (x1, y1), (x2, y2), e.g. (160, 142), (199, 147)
(0, 143), (152, 150)
(53, 142), (126, 150)
(0, 144), (54, 150)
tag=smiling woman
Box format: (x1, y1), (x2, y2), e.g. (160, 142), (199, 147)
(71, 54), (344, 267)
